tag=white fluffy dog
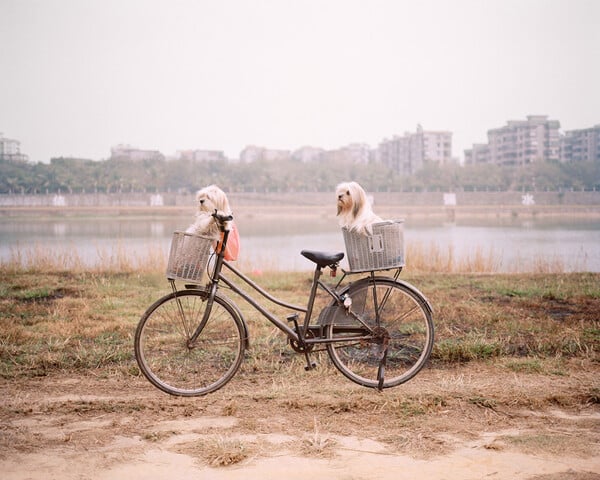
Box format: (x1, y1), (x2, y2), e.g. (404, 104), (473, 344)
(336, 181), (382, 235)
(185, 184), (232, 239)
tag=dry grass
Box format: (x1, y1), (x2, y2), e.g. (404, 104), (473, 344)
(499, 431), (599, 457)
(2, 242), (167, 274)
(1, 266), (599, 379)
(406, 243), (501, 273)
(300, 417), (337, 457)
(194, 436), (251, 467)
(1, 240), (581, 275)
(0, 259), (598, 476)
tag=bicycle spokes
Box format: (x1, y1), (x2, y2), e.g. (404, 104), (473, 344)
(326, 278), (434, 390)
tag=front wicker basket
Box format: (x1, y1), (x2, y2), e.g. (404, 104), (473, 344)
(342, 220), (405, 272)
(166, 231), (213, 283)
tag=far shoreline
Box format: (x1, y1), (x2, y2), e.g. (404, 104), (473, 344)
(1, 204), (600, 221)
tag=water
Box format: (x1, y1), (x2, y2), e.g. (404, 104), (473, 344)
(1, 214), (599, 272)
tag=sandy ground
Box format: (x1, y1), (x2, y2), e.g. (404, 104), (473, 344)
(1, 364), (599, 480)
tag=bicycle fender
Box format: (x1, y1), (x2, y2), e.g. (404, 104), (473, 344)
(392, 278), (434, 315)
(346, 276), (434, 316)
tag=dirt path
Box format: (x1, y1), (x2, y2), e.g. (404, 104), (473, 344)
(1, 364), (599, 480)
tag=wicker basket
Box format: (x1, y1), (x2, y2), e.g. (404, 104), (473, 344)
(166, 231), (213, 283)
(342, 220), (405, 272)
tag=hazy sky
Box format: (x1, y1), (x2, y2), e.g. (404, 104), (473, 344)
(1, 0), (599, 163)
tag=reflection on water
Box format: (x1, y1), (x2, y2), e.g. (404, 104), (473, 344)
(53, 223), (67, 236)
(1, 214), (599, 272)
(150, 222), (165, 237)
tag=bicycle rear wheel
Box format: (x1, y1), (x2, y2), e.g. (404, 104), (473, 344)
(325, 278), (434, 389)
(135, 289), (246, 396)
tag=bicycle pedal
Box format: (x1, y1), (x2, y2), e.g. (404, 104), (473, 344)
(304, 362), (317, 371)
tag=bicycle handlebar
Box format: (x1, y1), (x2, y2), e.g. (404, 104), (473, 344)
(211, 210), (233, 224)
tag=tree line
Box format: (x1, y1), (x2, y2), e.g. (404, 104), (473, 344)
(1, 156), (599, 194)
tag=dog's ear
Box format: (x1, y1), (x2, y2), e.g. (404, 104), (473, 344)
(220, 195), (232, 214)
(351, 187), (363, 218)
(212, 185), (232, 214)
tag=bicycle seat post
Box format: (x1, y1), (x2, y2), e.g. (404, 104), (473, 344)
(302, 264), (323, 336)
(285, 262), (327, 372)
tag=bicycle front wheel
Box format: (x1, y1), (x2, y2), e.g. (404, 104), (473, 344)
(325, 278), (434, 390)
(135, 289), (246, 396)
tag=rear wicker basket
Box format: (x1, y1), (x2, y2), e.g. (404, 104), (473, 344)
(342, 220), (405, 272)
(166, 231), (213, 283)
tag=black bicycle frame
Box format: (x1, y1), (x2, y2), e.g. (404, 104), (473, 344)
(187, 221), (381, 350)
(220, 263), (376, 350)
(219, 260), (357, 347)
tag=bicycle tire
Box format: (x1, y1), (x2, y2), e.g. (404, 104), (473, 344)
(325, 277), (434, 389)
(134, 289), (246, 396)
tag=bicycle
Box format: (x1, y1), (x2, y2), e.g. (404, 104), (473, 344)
(134, 211), (434, 396)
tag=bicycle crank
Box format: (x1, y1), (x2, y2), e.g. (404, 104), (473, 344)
(289, 330), (315, 353)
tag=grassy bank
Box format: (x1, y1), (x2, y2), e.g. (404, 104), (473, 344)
(1, 239), (586, 275)
(1, 266), (598, 386)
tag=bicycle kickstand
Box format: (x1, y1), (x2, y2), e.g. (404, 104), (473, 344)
(304, 351), (317, 371)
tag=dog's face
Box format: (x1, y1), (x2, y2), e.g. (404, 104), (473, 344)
(336, 181), (366, 218)
(195, 185), (230, 215)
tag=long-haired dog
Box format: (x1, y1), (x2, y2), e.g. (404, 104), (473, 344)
(336, 181), (382, 235)
(185, 184), (232, 239)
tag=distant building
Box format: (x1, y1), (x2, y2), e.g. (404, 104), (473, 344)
(378, 125), (452, 175)
(239, 145), (261, 163)
(291, 146), (325, 163)
(0, 133), (28, 162)
(379, 132), (420, 175)
(110, 144), (164, 161)
(239, 145), (291, 163)
(560, 125), (600, 163)
(464, 143), (490, 165)
(465, 115), (560, 166)
(322, 143), (372, 164)
(422, 129), (453, 165)
(340, 143), (372, 164)
(177, 149), (226, 162)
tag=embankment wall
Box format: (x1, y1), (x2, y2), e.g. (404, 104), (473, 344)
(1, 191), (599, 208)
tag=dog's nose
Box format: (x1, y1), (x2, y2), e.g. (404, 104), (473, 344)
(199, 199), (205, 204)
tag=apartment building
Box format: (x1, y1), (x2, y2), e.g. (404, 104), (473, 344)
(239, 145), (291, 163)
(177, 149), (226, 162)
(0, 132), (28, 162)
(291, 146), (325, 163)
(464, 143), (490, 165)
(422, 129), (453, 165)
(378, 125), (452, 175)
(378, 133), (419, 175)
(560, 125), (600, 163)
(322, 143), (372, 164)
(110, 144), (164, 161)
(465, 115), (560, 166)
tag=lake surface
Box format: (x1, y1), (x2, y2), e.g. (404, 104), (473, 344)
(1, 214), (600, 273)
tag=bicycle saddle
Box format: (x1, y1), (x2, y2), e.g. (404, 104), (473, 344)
(301, 250), (344, 268)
